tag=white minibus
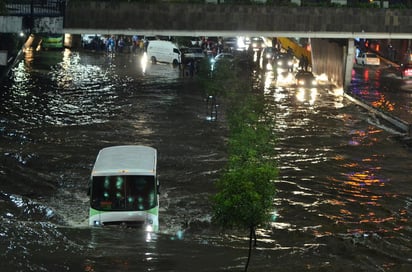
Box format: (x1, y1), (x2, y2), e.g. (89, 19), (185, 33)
(88, 145), (159, 231)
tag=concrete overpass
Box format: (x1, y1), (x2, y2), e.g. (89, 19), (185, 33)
(62, 2), (412, 87)
(4, 1), (412, 87)
(63, 2), (412, 38)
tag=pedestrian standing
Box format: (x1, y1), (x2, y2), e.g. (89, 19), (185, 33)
(106, 35), (115, 56)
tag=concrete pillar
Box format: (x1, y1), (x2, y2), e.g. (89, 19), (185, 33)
(343, 38), (354, 89)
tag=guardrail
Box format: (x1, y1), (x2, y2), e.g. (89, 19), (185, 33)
(344, 92), (412, 136)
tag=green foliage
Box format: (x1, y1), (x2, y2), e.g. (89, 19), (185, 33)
(213, 162), (277, 229)
(201, 54), (277, 233)
(224, 84), (274, 167)
(196, 57), (239, 97)
(203, 56), (277, 271)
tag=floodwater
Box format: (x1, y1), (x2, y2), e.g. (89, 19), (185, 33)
(1, 49), (412, 271)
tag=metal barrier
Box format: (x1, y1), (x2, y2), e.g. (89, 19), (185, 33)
(344, 92), (411, 136)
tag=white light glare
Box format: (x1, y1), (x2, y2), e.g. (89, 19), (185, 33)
(141, 52), (148, 73)
(145, 224), (153, 232)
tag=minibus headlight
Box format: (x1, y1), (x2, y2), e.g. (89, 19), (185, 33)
(145, 225), (153, 232)
(145, 216), (154, 232)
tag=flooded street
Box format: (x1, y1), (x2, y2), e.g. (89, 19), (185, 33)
(1, 49), (412, 271)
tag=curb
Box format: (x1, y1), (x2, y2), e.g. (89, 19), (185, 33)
(344, 91), (411, 136)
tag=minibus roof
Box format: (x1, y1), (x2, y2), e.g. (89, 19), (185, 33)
(92, 145), (157, 176)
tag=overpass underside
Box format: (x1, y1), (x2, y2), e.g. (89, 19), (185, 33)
(62, 2), (412, 88)
(5, 2), (412, 87)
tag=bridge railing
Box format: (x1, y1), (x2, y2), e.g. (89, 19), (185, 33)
(61, 0), (412, 9)
(2, 0), (66, 16)
(2, 0), (411, 14)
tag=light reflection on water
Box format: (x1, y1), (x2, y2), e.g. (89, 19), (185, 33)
(349, 65), (412, 123)
(1, 50), (412, 271)
(265, 76), (412, 270)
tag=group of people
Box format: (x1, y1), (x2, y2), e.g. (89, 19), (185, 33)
(194, 37), (233, 57)
(105, 35), (146, 55)
(82, 34), (150, 55)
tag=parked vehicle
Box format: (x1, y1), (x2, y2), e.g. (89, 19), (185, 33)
(41, 35), (64, 49)
(180, 47), (205, 64)
(213, 52), (234, 62)
(355, 52), (380, 66)
(210, 53), (234, 70)
(88, 145), (159, 231)
(399, 63), (412, 78)
(81, 34), (104, 50)
(146, 40), (181, 65)
(223, 37), (238, 52)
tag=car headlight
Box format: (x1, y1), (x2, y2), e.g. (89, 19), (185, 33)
(312, 80), (317, 86)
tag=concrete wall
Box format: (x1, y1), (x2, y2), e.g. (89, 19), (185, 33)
(0, 17), (23, 33)
(33, 17), (63, 34)
(311, 39), (345, 87)
(64, 2), (412, 36)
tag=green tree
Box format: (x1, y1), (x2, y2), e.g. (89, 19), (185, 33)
(207, 54), (277, 271)
(212, 109), (277, 270)
(197, 57), (237, 97)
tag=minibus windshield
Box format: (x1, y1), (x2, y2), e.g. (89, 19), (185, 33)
(91, 175), (156, 211)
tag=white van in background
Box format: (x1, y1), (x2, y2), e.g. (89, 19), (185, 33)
(146, 40), (181, 66)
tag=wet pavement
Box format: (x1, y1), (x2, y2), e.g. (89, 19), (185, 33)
(0, 49), (412, 271)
